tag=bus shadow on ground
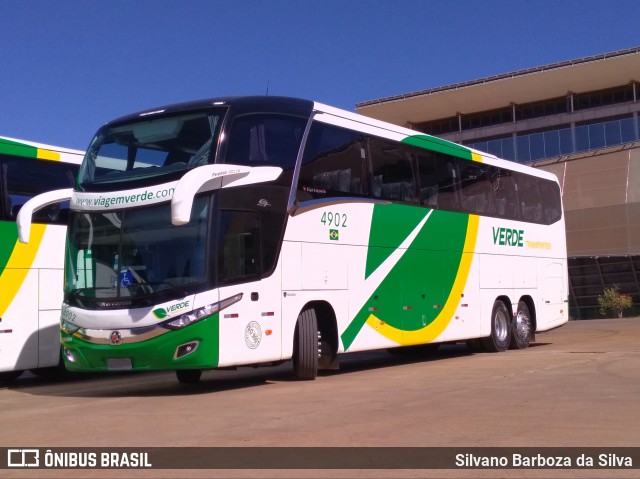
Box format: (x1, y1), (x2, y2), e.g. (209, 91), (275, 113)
(7, 342), (551, 398)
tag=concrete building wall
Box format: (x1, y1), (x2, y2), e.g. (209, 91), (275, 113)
(538, 146), (640, 256)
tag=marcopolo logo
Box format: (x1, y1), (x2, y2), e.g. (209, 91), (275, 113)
(152, 300), (190, 319)
(492, 227), (524, 247)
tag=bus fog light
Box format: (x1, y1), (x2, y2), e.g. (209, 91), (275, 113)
(64, 348), (76, 363)
(175, 341), (199, 359)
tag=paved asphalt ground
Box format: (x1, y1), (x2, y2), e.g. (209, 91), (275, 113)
(1, 317), (639, 479)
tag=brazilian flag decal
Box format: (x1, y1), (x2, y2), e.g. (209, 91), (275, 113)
(329, 229), (339, 241)
(341, 203), (478, 350)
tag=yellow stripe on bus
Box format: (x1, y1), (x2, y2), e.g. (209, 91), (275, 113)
(37, 149), (61, 161)
(365, 214), (480, 345)
(0, 224), (46, 317)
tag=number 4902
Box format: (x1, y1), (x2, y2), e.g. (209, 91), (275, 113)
(321, 211), (347, 227)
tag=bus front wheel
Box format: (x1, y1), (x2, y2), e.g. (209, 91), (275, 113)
(482, 300), (511, 352)
(292, 308), (319, 380)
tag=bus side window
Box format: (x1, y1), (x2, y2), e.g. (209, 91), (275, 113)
(297, 122), (367, 200)
(1, 156), (78, 224)
(368, 138), (417, 204)
(516, 173), (543, 223)
(539, 179), (562, 224)
(459, 162), (495, 215)
(492, 168), (519, 219)
(225, 114), (306, 172)
(415, 151), (459, 211)
(217, 210), (261, 284)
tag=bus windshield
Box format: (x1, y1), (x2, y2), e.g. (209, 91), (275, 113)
(78, 110), (224, 188)
(65, 195), (210, 308)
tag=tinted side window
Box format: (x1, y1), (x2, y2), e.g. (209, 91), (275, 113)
(459, 162), (495, 215)
(369, 138), (417, 203)
(539, 179), (562, 224)
(217, 210), (261, 284)
(225, 114), (306, 171)
(415, 151), (459, 211)
(1, 156), (78, 224)
(492, 168), (519, 219)
(297, 122), (367, 201)
(516, 173), (543, 223)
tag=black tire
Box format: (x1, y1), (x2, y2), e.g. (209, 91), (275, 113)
(176, 369), (202, 384)
(510, 301), (533, 349)
(482, 300), (511, 352)
(293, 308), (319, 380)
(466, 338), (484, 353)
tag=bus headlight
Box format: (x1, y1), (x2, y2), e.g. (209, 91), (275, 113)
(61, 319), (80, 335)
(161, 293), (243, 330)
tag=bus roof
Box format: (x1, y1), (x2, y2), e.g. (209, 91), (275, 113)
(95, 96), (559, 184)
(104, 96), (315, 127)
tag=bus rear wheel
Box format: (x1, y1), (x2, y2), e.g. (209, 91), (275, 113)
(292, 308), (319, 380)
(482, 300), (511, 352)
(510, 301), (532, 349)
(176, 369), (202, 384)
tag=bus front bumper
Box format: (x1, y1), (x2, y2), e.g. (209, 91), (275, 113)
(61, 314), (220, 372)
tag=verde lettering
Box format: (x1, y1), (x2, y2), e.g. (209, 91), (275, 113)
(166, 301), (190, 312)
(492, 227), (524, 247)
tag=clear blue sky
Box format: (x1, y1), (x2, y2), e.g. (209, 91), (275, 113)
(2, 0), (639, 150)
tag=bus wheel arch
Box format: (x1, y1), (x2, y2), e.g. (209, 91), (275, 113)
(482, 296), (512, 352)
(511, 296), (536, 349)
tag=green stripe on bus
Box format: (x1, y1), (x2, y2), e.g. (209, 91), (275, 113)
(402, 134), (473, 160)
(0, 222), (18, 272)
(0, 138), (38, 158)
(364, 205), (427, 279)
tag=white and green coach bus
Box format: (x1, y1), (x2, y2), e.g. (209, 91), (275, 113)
(17, 97), (567, 383)
(0, 136), (82, 381)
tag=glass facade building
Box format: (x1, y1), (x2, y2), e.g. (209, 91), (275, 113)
(468, 115), (638, 164)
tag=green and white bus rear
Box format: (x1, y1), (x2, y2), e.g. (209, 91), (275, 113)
(0, 137), (82, 381)
(18, 97), (567, 383)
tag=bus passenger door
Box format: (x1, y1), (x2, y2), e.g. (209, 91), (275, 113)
(215, 210), (282, 367)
